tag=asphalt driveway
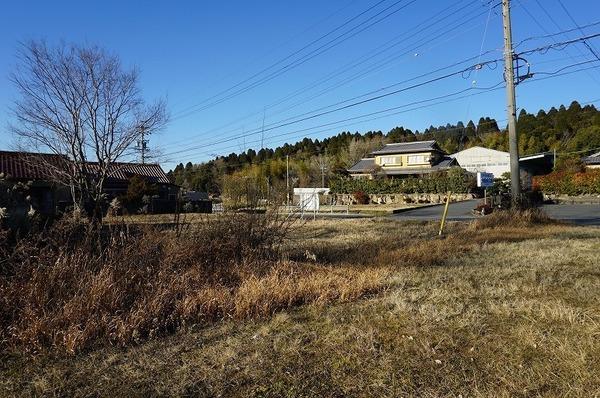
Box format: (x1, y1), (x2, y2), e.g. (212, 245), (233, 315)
(392, 199), (600, 226)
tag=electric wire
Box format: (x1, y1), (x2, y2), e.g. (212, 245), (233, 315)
(170, 0), (418, 120)
(161, 57), (600, 161)
(163, 0), (497, 150)
(555, 0), (600, 61)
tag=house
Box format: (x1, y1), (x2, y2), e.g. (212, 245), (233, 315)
(0, 150), (72, 215)
(182, 191), (213, 213)
(347, 140), (458, 179)
(85, 161), (179, 213)
(583, 151), (600, 169)
(449, 146), (510, 177)
(0, 150), (179, 215)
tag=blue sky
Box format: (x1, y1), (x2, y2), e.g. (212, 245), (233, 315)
(1, 0), (600, 169)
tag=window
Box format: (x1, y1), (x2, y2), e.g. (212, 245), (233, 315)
(407, 155), (429, 164)
(380, 156), (400, 165)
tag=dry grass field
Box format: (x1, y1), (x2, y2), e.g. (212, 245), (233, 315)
(1, 212), (599, 397)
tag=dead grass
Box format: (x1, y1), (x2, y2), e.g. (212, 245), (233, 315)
(1, 210), (599, 396)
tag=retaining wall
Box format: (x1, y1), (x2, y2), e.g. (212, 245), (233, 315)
(332, 192), (475, 205)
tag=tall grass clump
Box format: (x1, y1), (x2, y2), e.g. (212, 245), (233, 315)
(470, 207), (554, 229)
(0, 211), (296, 354)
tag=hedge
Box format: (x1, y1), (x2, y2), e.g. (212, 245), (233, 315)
(330, 168), (476, 194)
(534, 169), (600, 195)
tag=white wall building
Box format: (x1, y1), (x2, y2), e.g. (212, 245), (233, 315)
(450, 146), (510, 178)
(294, 188), (330, 212)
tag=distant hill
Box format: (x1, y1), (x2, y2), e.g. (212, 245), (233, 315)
(169, 101), (600, 193)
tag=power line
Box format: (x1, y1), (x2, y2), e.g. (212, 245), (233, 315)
(161, 59), (502, 157)
(170, 0), (418, 121)
(167, 93), (600, 172)
(517, 33), (600, 56)
(163, 57), (600, 162)
(164, 34), (598, 155)
(169, 0), (359, 110)
(514, 19), (600, 48)
(164, 51), (504, 154)
(163, 0), (495, 150)
(170, 0), (387, 113)
(165, 18), (596, 154)
(172, 115), (509, 172)
(464, 0), (496, 140)
(180, 86), (505, 160)
(165, 82), (600, 173)
(518, 0), (600, 86)
(555, 0), (600, 61)
(533, 59), (600, 76)
(170, 0), (499, 125)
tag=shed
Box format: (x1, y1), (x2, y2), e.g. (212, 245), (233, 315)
(294, 188), (330, 212)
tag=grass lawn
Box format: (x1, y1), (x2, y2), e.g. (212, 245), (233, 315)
(2, 217), (599, 397)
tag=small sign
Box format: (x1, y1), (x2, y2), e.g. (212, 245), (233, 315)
(477, 172), (494, 188)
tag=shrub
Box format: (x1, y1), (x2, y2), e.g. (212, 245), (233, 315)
(353, 190), (370, 204)
(119, 175), (158, 214)
(535, 169), (600, 195)
(330, 168), (475, 195)
(470, 208), (553, 229)
(0, 175), (38, 235)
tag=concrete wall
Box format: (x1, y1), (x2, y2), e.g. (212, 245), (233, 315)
(543, 194), (600, 204)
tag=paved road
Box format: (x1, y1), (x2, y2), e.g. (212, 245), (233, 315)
(392, 199), (600, 226)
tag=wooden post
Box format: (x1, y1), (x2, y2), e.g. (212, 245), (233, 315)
(438, 191), (452, 236)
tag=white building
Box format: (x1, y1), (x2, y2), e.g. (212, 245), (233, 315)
(293, 188), (330, 212)
(450, 146), (510, 178)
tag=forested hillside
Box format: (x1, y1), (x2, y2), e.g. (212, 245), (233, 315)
(169, 101), (600, 193)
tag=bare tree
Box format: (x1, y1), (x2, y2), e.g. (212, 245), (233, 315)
(10, 40), (167, 220)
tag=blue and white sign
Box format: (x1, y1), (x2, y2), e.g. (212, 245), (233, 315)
(477, 172), (494, 188)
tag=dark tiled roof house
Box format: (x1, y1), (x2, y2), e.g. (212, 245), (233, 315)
(347, 140), (458, 178)
(0, 150), (179, 214)
(583, 151), (600, 167)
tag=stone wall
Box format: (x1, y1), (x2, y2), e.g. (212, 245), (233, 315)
(332, 192), (475, 205)
(543, 194), (600, 204)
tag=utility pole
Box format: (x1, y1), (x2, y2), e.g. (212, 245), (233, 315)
(260, 107), (266, 150)
(286, 154), (290, 209)
(502, 0), (521, 205)
(137, 125), (148, 164)
(318, 154), (327, 187)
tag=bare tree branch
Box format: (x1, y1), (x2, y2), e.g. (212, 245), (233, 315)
(10, 40), (168, 220)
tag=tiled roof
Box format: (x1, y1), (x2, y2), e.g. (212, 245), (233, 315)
(433, 157), (458, 169)
(347, 158), (376, 173)
(583, 151), (600, 165)
(0, 151), (69, 180)
(0, 150), (172, 184)
(382, 157), (457, 175)
(347, 156), (457, 175)
(370, 140), (441, 155)
(86, 162), (172, 184)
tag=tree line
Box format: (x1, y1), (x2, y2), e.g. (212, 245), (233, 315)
(169, 101), (600, 194)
